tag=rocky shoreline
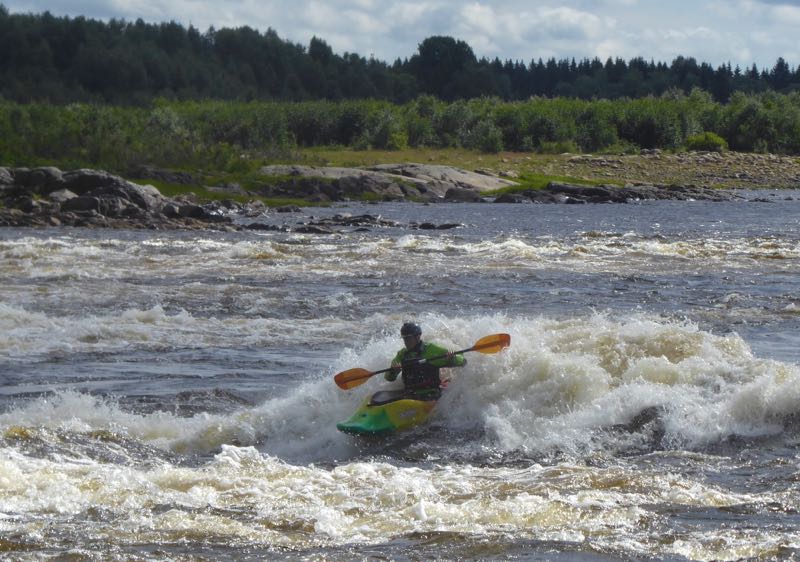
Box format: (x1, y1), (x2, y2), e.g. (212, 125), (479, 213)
(0, 167), (260, 231)
(0, 157), (795, 231)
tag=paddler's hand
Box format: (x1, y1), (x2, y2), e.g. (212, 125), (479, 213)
(385, 362), (401, 381)
(446, 351), (465, 366)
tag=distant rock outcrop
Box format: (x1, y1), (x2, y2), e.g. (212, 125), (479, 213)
(0, 163), (757, 231)
(0, 166), (255, 230)
(509, 182), (742, 204)
(256, 163), (517, 202)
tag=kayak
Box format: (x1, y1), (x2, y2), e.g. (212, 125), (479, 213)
(336, 389), (437, 436)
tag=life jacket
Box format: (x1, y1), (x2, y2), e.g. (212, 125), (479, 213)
(400, 342), (441, 390)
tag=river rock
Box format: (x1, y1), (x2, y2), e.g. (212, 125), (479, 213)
(368, 163), (518, 192)
(177, 203), (208, 219)
(61, 196), (101, 213)
(0, 162), (764, 231)
(444, 187), (484, 202)
(0, 166), (237, 230)
(61, 169), (124, 194)
(9, 166), (63, 192)
(258, 163), (516, 202)
(494, 193), (530, 203)
(515, 182), (743, 204)
(0, 167), (13, 186)
(258, 165), (426, 202)
(48, 188), (78, 204)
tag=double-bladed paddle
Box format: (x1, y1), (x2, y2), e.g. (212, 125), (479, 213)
(333, 333), (511, 390)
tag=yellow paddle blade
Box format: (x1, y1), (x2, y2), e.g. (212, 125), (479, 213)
(334, 367), (376, 390)
(470, 333), (511, 354)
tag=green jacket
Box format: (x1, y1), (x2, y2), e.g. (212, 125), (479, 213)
(385, 341), (466, 398)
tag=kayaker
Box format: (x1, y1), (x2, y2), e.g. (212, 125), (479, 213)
(385, 322), (466, 400)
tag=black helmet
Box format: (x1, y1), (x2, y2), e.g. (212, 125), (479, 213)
(400, 322), (422, 337)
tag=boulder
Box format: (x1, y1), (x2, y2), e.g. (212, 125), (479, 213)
(29, 167), (64, 193)
(98, 196), (141, 218)
(493, 193), (529, 203)
(161, 203), (181, 218)
(62, 196), (101, 213)
(61, 169), (122, 194)
(14, 196), (42, 213)
(258, 163), (522, 202)
(514, 182), (744, 204)
(368, 163), (518, 192)
(48, 189), (78, 204)
(86, 182), (165, 213)
(444, 187), (484, 202)
(177, 203), (208, 219)
(259, 165), (446, 201)
(240, 200), (267, 217)
(0, 167), (14, 185)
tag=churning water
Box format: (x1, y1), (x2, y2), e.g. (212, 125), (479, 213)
(2, 194), (800, 560)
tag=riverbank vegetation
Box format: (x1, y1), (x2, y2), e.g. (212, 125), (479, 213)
(2, 90), (799, 175)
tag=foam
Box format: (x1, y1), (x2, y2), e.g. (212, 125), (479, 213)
(3, 313), (799, 462)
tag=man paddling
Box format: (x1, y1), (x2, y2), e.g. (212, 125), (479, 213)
(385, 322), (466, 400)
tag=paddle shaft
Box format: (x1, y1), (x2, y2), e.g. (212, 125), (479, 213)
(334, 333), (510, 389)
(410, 345), (476, 366)
(344, 349), (466, 383)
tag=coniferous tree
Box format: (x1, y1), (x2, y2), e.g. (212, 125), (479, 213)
(0, 5), (797, 104)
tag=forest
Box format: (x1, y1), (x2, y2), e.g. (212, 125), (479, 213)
(2, 5), (800, 171)
(1, 5), (799, 104)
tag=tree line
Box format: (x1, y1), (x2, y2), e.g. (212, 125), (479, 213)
(4, 89), (800, 173)
(1, 5), (799, 105)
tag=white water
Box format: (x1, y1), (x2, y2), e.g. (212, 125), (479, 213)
(2, 199), (800, 559)
(3, 313), (798, 461)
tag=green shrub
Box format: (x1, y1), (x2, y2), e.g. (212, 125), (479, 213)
(434, 101), (474, 147)
(365, 109), (407, 150)
(685, 131), (728, 152)
(404, 113), (435, 147)
(469, 119), (504, 153)
(576, 105), (619, 152)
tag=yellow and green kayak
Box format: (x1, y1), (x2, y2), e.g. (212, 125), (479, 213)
(336, 390), (437, 436)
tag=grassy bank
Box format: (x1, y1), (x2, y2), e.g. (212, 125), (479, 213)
(119, 147), (800, 206)
(293, 147), (800, 189)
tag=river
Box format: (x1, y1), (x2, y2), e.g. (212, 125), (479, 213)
(1, 193), (799, 560)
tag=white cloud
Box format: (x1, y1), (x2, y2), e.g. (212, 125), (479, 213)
(756, 0), (800, 5)
(387, 2), (435, 26)
(3, 0), (797, 67)
(460, 3), (498, 36)
(303, 1), (340, 29)
(342, 8), (389, 35)
(595, 38), (628, 61)
(770, 4), (800, 22)
(537, 6), (606, 39)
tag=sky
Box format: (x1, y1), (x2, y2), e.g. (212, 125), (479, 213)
(4, 0), (800, 70)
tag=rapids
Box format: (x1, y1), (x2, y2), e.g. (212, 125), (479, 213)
(2, 195), (800, 559)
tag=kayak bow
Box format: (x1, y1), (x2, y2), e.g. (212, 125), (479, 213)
(336, 390), (436, 436)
